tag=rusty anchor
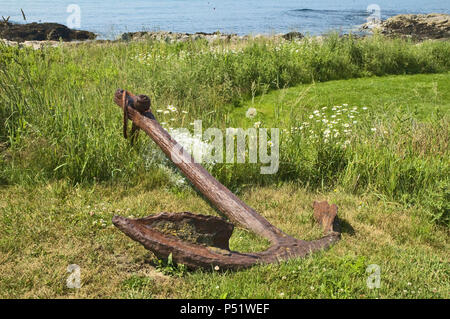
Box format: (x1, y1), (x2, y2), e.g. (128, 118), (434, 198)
(112, 89), (341, 270)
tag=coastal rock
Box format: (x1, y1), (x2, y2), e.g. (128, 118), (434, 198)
(362, 13), (450, 40)
(282, 31), (304, 41)
(121, 31), (241, 43)
(0, 22), (96, 42)
(120, 30), (304, 43)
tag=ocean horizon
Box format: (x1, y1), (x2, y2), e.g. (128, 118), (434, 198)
(1, 0), (450, 39)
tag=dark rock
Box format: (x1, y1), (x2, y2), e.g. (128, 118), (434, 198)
(282, 31), (304, 41)
(0, 22), (96, 42)
(46, 25), (71, 40)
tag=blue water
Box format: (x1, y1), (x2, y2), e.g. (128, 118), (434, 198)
(1, 0), (449, 39)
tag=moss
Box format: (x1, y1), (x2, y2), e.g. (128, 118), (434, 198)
(152, 220), (217, 246)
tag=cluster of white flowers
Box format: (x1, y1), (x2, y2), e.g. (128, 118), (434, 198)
(287, 104), (372, 148)
(132, 40), (311, 68)
(199, 46), (244, 56)
(92, 218), (107, 228)
(133, 50), (195, 66)
(133, 52), (170, 65)
(151, 128), (215, 186)
(272, 39), (307, 54)
(142, 104), (203, 187)
(142, 127), (214, 188)
(274, 43), (300, 53)
(154, 104), (189, 128)
(131, 38), (315, 67)
(133, 45), (246, 66)
(168, 128), (213, 161)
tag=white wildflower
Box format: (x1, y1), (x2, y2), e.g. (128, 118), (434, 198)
(246, 107), (257, 118)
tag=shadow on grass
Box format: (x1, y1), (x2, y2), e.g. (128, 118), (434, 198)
(339, 218), (355, 236)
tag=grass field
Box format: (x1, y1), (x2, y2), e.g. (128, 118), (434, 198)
(0, 35), (449, 298)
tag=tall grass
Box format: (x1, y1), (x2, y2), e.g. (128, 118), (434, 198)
(0, 34), (449, 224)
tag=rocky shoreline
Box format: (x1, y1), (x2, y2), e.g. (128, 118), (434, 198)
(361, 13), (450, 40)
(0, 22), (96, 42)
(120, 30), (305, 43)
(1, 13), (449, 49)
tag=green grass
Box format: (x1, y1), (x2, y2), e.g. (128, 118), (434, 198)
(222, 73), (449, 225)
(0, 182), (448, 298)
(0, 35), (449, 298)
(228, 73), (450, 125)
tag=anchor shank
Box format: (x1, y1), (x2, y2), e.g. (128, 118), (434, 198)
(114, 89), (284, 243)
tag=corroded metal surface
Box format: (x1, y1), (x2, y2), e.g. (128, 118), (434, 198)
(112, 89), (341, 270)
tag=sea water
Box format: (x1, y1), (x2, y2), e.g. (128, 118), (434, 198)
(1, 0), (449, 39)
